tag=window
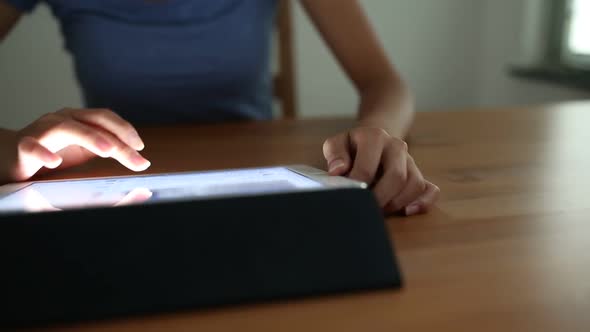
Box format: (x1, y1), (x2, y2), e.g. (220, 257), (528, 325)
(510, 0), (590, 90)
(562, 0), (590, 68)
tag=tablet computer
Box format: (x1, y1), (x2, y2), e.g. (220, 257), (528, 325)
(0, 165), (402, 327)
(0, 165), (366, 215)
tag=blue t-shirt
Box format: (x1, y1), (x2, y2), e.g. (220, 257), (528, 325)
(7, 0), (278, 124)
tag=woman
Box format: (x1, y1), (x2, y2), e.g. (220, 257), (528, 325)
(0, 0), (439, 216)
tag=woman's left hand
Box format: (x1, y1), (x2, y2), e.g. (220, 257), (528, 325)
(322, 127), (439, 216)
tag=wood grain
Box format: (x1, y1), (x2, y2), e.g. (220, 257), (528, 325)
(26, 101), (590, 332)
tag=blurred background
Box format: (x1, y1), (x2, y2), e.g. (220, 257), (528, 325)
(1, 0), (589, 129)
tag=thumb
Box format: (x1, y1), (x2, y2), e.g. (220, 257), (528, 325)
(322, 133), (352, 176)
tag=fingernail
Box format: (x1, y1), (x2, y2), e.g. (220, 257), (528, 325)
(132, 152), (148, 165)
(45, 156), (63, 169)
(328, 159), (346, 173)
(96, 138), (112, 152)
(405, 204), (421, 216)
(41, 149), (57, 162)
(133, 159), (151, 172)
(128, 132), (145, 151)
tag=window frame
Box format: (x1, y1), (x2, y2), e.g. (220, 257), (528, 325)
(510, 0), (590, 91)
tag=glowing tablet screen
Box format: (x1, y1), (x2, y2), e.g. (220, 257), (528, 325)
(0, 167), (323, 213)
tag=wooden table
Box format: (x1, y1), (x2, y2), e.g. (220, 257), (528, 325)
(29, 101), (590, 332)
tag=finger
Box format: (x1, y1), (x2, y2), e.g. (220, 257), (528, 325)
(404, 181), (440, 216)
(385, 157), (426, 214)
(40, 120), (150, 172)
(372, 140), (408, 207)
(347, 129), (387, 185)
(16, 136), (63, 180)
(39, 119), (115, 157)
(62, 108), (145, 151)
(97, 129), (151, 172)
(322, 133), (352, 175)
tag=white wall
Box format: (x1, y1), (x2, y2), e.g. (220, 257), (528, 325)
(295, 0), (590, 117)
(0, 4), (82, 130)
(1, 1), (589, 130)
(294, 0), (486, 117)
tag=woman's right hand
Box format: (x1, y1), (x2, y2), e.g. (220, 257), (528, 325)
(2, 108), (151, 183)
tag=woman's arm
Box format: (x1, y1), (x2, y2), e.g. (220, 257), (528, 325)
(300, 0), (439, 216)
(299, 0), (413, 139)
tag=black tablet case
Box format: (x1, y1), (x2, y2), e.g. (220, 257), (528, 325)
(0, 188), (402, 327)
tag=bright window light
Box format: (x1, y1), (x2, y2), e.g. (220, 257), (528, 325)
(567, 0), (590, 55)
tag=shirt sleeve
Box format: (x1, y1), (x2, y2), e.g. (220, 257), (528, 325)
(3, 0), (40, 13)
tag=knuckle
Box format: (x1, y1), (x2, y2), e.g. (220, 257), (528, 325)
(350, 128), (368, 144)
(391, 138), (408, 152)
(40, 112), (61, 123)
(352, 127), (389, 144)
(383, 141), (400, 157)
(372, 127), (390, 141)
(389, 166), (407, 184)
(55, 118), (77, 130)
(17, 138), (35, 154)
